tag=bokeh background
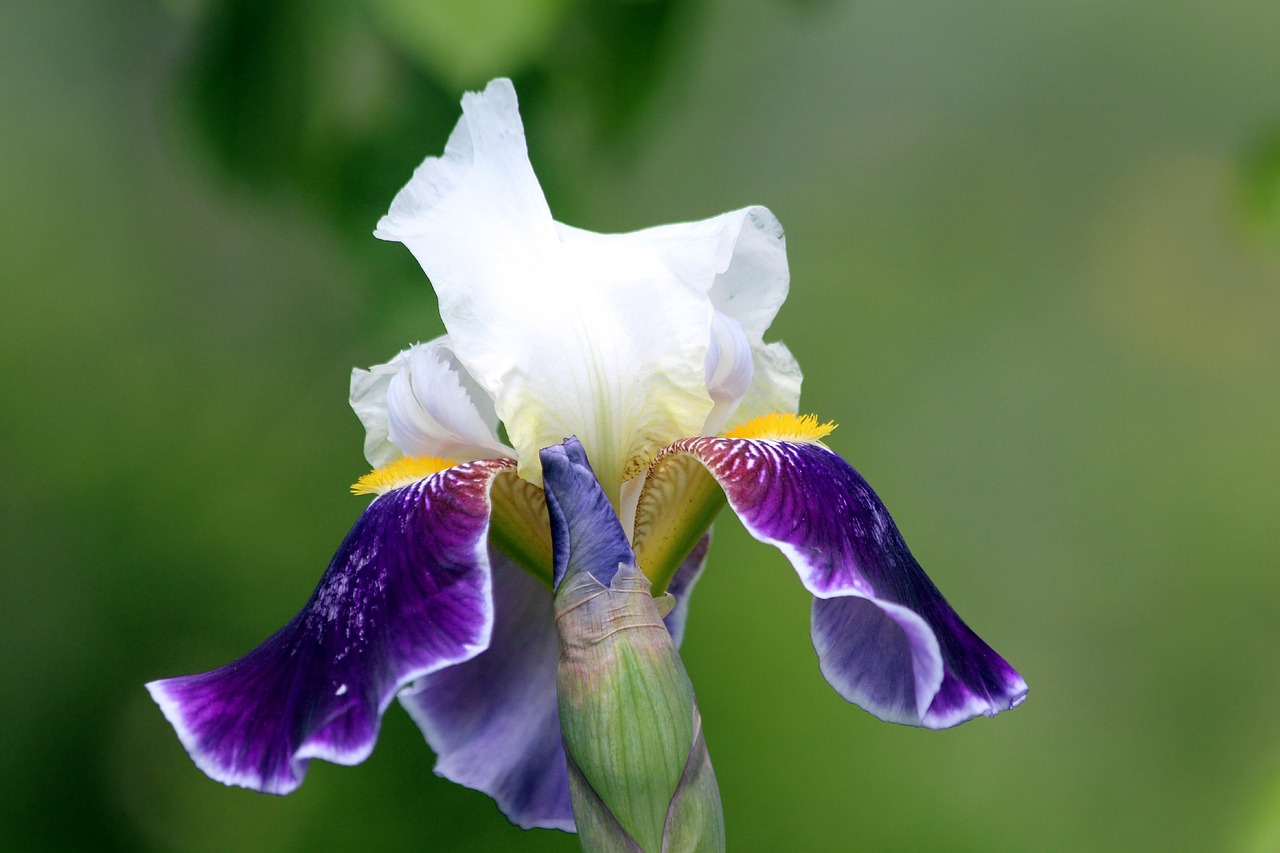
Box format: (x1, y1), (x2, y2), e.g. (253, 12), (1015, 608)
(4, 0), (1279, 850)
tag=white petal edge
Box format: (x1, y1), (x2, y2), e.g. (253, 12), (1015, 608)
(372, 79), (707, 489)
(351, 337), (513, 466)
(812, 596), (945, 725)
(601, 206), (791, 436)
(723, 341), (804, 432)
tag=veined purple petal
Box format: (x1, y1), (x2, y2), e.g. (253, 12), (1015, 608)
(399, 549), (572, 831)
(395, 502), (711, 834)
(666, 438), (1027, 729)
(146, 459), (513, 794)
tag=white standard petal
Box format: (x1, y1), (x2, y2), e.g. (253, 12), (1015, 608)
(727, 341), (804, 429)
(705, 206), (790, 344)
(615, 205), (796, 434)
(350, 337), (512, 466)
(375, 78), (797, 494)
(611, 204), (789, 348)
(703, 206), (797, 430)
(702, 310), (754, 435)
(373, 79), (702, 495)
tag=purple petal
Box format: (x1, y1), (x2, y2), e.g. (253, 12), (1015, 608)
(399, 549), (573, 831)
(669, 438), (1027, 729)
(146, 459), (513, 794)
(540, 438), (634, 590)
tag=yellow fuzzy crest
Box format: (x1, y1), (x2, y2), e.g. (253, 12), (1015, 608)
(351, 455), (456, 495)
(726, 412), (836, 443)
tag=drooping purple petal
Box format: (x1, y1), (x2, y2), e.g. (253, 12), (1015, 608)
(393, 448), (711, 833)
(399, 549), (573, 831)
(666, 437), (1027, 729)
(146, 459), (513, 794)
(540, 437), (634, 590)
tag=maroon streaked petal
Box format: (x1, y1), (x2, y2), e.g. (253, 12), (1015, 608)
(399, 549), (573, 831)
(668, 437), (1027, 729)
(146, 459), (513, 794)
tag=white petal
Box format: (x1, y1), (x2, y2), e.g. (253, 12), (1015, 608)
(727, 341), (804, 430)
(374, 78), (795, 492)
(606, 205), (789, 346)
(350, 362), (401, 467)
(701, 310), (754, 435)
(705, 206), (789, 344)
(375, 80), (552, 248)
(623, 205), (792, 435)
(350, 337), (512, 466)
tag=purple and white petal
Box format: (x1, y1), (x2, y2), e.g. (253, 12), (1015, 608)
(668, 437), (1027, 729)
(400, 549), (572, 831)
(147, 459), (513, 794)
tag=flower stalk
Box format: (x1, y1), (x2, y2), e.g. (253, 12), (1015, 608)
(543, 440), (724, 852)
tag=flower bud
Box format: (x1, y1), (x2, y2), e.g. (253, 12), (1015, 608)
(542, 439), (723, 853)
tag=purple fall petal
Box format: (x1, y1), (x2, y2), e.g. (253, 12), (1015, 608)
(395, 448), (710, 833)
(668, 437), (1026, 729)
(146, 459), (513, 794)
(399, 549), (573, 831)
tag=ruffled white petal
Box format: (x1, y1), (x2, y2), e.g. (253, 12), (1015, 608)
(702, 310), (754, 435)
(705, 206), (789, 344)
(374, 78), (797, 489)
(350, 362), (401, 468)
(350, 337), (512, 466)
(572, 205), (795, 438)
(724, 341), (803, 431)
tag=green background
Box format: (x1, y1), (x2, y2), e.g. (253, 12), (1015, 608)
(4, 1), (1279, 850)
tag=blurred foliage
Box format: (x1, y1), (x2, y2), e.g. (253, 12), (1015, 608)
(178, 0), (687, 238)
(4, 0), (1280, 851)
(1238, 775), (1280, 853)
(179, 0), (453, 228)
(366, 0), (574, 89)
(1240, 124), (1280, 243)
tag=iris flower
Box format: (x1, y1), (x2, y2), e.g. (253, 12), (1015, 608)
(148, 78), (1026, 833)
